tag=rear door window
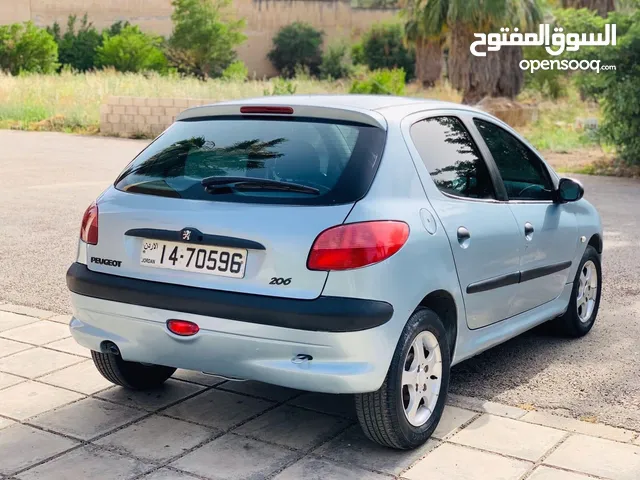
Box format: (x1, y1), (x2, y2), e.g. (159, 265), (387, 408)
(115, 117), (386, 206)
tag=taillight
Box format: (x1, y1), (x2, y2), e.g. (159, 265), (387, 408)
(167, 319), (200, 336)
(80, 201), (98, 245)
(307, 221), (409, 271)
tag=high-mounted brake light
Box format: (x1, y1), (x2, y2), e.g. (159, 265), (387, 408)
(80, 201), (99, 245)
(167, 319), (200, 336)
(307, 221), (410, 271)
(240, 106), (294, 115)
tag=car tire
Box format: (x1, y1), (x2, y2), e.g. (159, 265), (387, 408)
(554, 245), (602, 338)
(354, 307), (451, 449)
(91, 351), (176, 390)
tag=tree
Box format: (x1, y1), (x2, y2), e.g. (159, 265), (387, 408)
(47, 14), (101, 71)
(97, 25), (168, 73)
(403, 0), (444, 87)
(561, 0), (615, 17)
(169, 0), (246, 79)
(268, 22), (323, 77)
(0, 22), (58, 75)
(419, 0), (544, 103)
(359, 23), (415, 81)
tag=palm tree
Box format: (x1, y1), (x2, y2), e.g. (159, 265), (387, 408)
(403, 0), (445, 87)
(561, 0), (615, 17)
(418, 0), (543, 103)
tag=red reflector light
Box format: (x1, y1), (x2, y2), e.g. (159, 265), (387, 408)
(240, 106), (294, 114)
(167, 320), (200, 336)
(307, 221), (410, 271)
(80, 201), (98, 245)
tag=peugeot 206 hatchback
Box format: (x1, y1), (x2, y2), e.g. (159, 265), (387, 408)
(67, 95), (603, 449)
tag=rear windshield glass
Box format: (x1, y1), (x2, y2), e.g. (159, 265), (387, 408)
(115, 117), (386, 205)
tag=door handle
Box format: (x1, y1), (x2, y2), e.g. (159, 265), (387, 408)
(524, 222), (534, 240)
(457, 226), (471, 248)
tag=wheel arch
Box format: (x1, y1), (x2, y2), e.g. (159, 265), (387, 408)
(588, 233), (602, 254)
(417, 289), (458, 361)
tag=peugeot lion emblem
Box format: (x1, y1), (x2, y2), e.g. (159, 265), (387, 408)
(182, 229), (192, 241)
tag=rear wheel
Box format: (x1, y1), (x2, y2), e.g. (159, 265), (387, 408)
(355, 307), (450, 449)
(554, 245), (602, 337)
(91, 351), (176, 390)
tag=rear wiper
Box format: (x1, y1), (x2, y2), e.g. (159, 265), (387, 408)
(201, 176), (320, 195)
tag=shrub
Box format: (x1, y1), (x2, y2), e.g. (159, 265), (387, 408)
(263, 77), (297, 96)
(359, 23), (414, 81)
(350, 68), (406, 95)
(351, 42), (365, 65)
(97, 26), (168, 73)
(320, 42), (353, 79)
(47, 14), (101, 72)
(222, 60), (248, 81)
(0, 22), (58, 75)
(268, 22), (323, 78)
(168, 0), (246, 78)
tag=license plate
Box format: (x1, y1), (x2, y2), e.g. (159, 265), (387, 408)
(139, 239), (247, 278)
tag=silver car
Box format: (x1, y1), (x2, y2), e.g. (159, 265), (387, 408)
(67, 95), (603, 449)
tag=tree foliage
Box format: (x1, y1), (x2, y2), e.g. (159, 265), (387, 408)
(268, 22), (324, 77)
(169, 0), (246, 79)
(359, 22), (415, 81)
(97, 25), (168, 73)
(47, 14), (101, 71)
(0, 22), (58, 75)
(320, 42), (353, 79)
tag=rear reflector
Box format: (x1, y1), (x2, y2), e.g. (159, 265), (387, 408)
(80, 201), (98, 245)
(167, 320), (200, 336)
(307, 221), (410, 271)
(240, 106), (294, 114)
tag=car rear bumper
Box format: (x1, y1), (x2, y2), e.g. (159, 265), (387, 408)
(66, 263), (393, 333)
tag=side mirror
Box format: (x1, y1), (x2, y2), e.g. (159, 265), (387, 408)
(556, 177), (584, 203)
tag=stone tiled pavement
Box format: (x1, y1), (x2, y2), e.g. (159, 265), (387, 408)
(1, 305), (639, 480)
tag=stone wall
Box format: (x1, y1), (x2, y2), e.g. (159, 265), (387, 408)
(3, 0), (398, 77)
(100, 96), (211, 137)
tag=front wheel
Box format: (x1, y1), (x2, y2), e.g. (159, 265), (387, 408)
(355, 307), (451, 449)
(91, 351), (176, 390)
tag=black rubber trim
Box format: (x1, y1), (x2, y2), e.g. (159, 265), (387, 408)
(466, 272), (520, 294)
(125, 228), (265, 251)
(66, 263), (393, 332)
(467, 261), (572, 294)
(520, 261), (572, 283)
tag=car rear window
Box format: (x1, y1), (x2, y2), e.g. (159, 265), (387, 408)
(115, 117), (386, 205)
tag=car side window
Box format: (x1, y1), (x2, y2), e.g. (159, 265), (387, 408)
(473, 119), (553, 201)
(410, 116), (496, 200)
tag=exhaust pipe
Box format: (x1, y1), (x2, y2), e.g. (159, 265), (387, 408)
(100, 341), (120, 356)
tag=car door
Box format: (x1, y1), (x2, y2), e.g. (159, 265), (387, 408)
(405, 113), (522, 329)
(472, 118), (578, 316)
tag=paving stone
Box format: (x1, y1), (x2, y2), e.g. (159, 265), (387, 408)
(31, 397), (146, 440)
(274, 456), (390, 480)
(0, 372), (26, 390)
(44, 337), (91, 358)
(96, 379), (204, 412)
(172, 369), (226, 386)
(0, 311), (39, 333)
(0, 381), (83, 420)
(450, 414), (566, 461)
(288, 392), (357, 419)
(0, 348), (83, 378)
(219, 380), (301, 402)
(316, 424), (439, 475)
(404, 443), (532, 480)
(447, 393), (529, 419)
(39, 360), (113, 395)
(141, 468), (200, 479)
(16, 445), (155, 480)
(433, 406), (478, 439)
(521, 411), (637, 443)
(48, 315), (71, 325)
(171, 434), (297, 480)
(527, 466), (594, 480)
(634, 435), (640, 446)
(0, 321), (70, 346)
(235, 405), (350, 450)
(0, 418), (15, 430)
(0, 304), (56, 320)
(544, 434), (640, 480)
(0, 424), (78, 476)
(95, 415), (216, 463)
(0, 338), (32, 358)
(163, 389), (274, 430)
